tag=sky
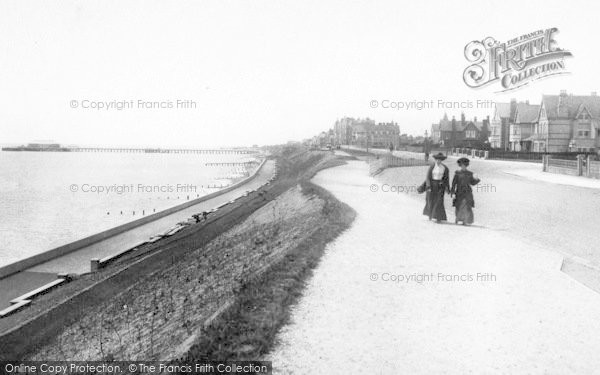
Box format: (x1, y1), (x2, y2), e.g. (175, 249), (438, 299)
(0, 0), (598, 148)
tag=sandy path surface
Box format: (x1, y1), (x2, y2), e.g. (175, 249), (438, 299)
(266, 160), (600, 374)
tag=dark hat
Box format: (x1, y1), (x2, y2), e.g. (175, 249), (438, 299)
(432, 152), (447, 160)
(457, 157), (470, 166)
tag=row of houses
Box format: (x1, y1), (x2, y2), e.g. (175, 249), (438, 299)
(430, 113), (490, 148)
(312, 90), (600, 154)
(490, 91), (600, 152)
(307, 118), (403, 149)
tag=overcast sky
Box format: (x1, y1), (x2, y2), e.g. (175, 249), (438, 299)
(0, 0), (597, 147)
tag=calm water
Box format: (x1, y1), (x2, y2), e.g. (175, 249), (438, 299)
(0, 150), (257, 267)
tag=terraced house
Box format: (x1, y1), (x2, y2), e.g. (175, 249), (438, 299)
(489, 100), (517, 150)
(509, 101), (540, 152)
(531, 91), (600, 152)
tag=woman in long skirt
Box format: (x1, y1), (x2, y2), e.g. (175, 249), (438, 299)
(451, 157), (480, 225)
(422, 152), (450, 223)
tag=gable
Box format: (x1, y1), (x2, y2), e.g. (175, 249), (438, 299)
(464, 122), (479, 131)
(576, 104), (593, 120)
(539, 103), (548, 123)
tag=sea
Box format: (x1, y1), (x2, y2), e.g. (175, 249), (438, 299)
(0, 150), (258, 267)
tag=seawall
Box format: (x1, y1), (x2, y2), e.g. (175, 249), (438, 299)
(0, 157), (267, 280)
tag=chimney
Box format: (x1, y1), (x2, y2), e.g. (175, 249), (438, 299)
(474, 116), (477, 123)
(510, 98), (517, 119)
(461, 112), (466, 125)
(592, 92), (597, 96)
(560, 89), (567, 96)
(525, 100), (529, 105)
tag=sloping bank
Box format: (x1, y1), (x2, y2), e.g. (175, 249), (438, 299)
(4, 146), (356, 361)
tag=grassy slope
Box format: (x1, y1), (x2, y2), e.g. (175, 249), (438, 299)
(5, 146), (356, 362)
(177, 153), (356, 362)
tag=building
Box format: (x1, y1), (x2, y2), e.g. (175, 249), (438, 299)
(334, 118), (375, 147)
(490, 100), (517, 150)
(431, 113), (451, 144)
(333, 117), (356, 146)
(509, 101), (540, 151)
(399, 134), (414, 146)
(333, 118), (399, 149)
(371, 122), (400, 149)
(531, 91), (600, 152)
(350, 123), (372, 148)
(27, 142), (62, 149)
(311, 130), (334, 148)
(431, 113), (490, 148)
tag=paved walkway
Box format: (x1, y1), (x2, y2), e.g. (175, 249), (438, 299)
(504, 168), (600, 189)
(0, 161), (274, 309)
(267, 160), (600, 374)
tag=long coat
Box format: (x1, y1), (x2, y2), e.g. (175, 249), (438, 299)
(450, 170), (480, 207)
(422, 163), (450, 220)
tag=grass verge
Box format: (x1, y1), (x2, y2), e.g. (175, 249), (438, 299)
(176, 156), (356, 362)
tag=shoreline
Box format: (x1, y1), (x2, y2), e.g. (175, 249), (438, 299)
(0, 157), (267, 280)
(0, 147), (355, 361)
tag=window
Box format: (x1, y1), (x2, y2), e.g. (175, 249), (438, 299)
(578, 130), (590, 137)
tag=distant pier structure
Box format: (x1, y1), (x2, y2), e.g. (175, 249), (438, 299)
(69, 147), (258, 154)
(205, 161), (258, 166)
(2, 143), (261, 155)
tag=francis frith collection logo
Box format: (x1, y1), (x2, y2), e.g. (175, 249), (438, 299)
(463, 28), (572, 92)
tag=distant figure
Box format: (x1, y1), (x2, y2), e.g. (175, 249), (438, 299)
(424, 152), (429, 162)
(192, 211), (209, 223)
(422, 152), (449, 223)
(389, 143), (394, 153)
(451, 157), (480, 225)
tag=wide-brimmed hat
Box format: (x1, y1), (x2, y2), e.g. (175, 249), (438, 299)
(432, 152), (447, 160)
(457, 157), (470, 166)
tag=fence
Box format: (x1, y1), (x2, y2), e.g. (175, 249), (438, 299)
(451, 148), (489, 159)
(369, 154), (429, 175)
(543, 155), (600, 179)
(589, 160), (600, 179)
(452, 148), (598, 162)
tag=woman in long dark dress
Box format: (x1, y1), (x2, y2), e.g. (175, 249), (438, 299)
(451, 157), (480, 225)
(422, 152), (450, 223)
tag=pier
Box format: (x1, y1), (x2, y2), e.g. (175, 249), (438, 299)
(1, 144), (260, 154)
(205, 162), (258, 167)
(69, 147), (257, 154)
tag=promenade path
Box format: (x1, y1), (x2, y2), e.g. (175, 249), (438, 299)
(267, 160), (600, 374)
(0, 160), (275, 309)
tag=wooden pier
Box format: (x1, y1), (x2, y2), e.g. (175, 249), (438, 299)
(205, 162), (258, 167)
(68, 147), (258, 154)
